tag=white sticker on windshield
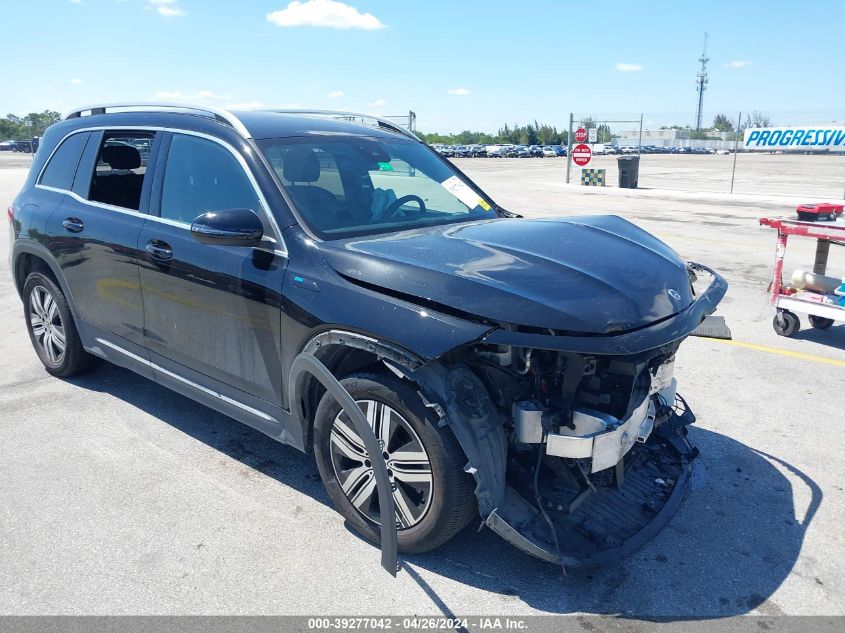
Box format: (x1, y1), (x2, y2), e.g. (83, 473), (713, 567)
(441, 175), (481, 209)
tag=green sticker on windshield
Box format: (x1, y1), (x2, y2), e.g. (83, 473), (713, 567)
(377, 162), (394, 171)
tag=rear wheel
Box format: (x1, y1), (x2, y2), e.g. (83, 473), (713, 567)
(23, 272), (100, 377)
(773, 310), (800, 337)
(313, 370), (476, 553)
(809, 315), (834, 330)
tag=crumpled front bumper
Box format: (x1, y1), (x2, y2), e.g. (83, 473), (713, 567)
(486, 394), (699, 568)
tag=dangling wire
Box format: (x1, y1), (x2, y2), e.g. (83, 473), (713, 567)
(533, 436), (567, 578)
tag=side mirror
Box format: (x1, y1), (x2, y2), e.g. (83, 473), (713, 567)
(190, 208), (263, 247)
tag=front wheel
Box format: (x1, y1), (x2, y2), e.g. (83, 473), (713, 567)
(313, 370), (476, 553)
(773, 310), (800, 337)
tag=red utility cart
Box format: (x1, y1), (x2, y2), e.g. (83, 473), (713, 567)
(795, 202), (844, 222)
(759, 217), (844, 337)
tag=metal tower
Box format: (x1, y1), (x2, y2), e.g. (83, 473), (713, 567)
(695, 33), (710, 130)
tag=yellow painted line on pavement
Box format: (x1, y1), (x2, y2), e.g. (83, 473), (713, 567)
(710, 338), (845, 367)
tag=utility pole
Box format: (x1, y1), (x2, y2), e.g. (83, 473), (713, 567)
(566, 112), (573, 184)
(694, 32), (709, 130)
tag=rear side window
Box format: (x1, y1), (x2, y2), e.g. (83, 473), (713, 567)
(84, 132), (156, 211)
(160, 134), (261, 225)
(39, 132), (89, 190)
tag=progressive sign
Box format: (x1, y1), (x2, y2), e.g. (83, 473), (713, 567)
(744, 126), (845, 152)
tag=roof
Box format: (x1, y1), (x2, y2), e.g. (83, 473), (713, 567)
(63, 103), (416, 142)
(233, 110), (406, 141)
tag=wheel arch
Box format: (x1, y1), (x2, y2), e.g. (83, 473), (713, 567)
(289, 330), (425, 451)
(12, 244), (78, 318)
(288, 329), (507, 520)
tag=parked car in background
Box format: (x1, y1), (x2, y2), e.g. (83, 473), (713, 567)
(541, 146), (558, 157)
(0, 140), (15, 151)
(715, 148), (730, 155)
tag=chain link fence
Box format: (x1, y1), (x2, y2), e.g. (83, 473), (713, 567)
(564, 110), (845, 199)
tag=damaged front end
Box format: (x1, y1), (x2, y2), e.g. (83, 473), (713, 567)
(405, 264), (725, 568)
(483, 349), (697, 568)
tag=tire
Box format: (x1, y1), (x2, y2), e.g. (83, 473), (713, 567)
(809, 315), (834, 330)
(773, 310), (800, 337)
(23, 272), (101, 377)
(313, 370), (476, 553)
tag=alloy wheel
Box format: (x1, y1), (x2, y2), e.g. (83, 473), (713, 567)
(329, 399), (433, 529)
(29, 285), (66, 364)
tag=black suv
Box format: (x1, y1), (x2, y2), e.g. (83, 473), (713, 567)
(9, 104), (726, 570)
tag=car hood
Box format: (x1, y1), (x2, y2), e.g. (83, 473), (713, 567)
(318, 216), (694, 334)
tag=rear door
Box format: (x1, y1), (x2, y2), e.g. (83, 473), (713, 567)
(138, 131), (287, 409)
(42, 130), (160, 348)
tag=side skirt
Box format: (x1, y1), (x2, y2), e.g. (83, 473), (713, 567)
(77, 319), (300, 450)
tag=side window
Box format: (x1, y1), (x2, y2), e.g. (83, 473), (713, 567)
(160, 134), (262, 225)
(39, 132), (89, 190)
(85, 132), (156, 211)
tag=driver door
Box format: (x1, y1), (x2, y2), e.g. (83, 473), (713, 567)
(138, 132), (288, 409)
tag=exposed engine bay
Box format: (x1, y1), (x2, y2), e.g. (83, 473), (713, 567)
(406, 336), (701, 568)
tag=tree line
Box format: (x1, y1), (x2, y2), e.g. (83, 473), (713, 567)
(417, 121), (570, 146)
(0, 110), (62, 140)
(3, 109), (774, 146)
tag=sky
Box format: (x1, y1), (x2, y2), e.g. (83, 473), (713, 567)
(3, 0), (844, 133)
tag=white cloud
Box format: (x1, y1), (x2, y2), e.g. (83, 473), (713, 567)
(367, 99), (386, 107)
(225, 101), (264, 110)
(447, 88), (470, 96)
(725, 60), (751, 68)
(147, 0), (185, 18)
(153, 90), (233, 101)
(327, 90), (345, 98)
(615, 63), (643, 72)
(267, 0), (385, 30)
(69, 0), (82, 4)
(70, 78), (83, 85)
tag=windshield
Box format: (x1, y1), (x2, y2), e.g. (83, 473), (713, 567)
(258, 136), (497, 239)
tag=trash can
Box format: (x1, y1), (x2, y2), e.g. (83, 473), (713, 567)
(617, 155), (640, 189)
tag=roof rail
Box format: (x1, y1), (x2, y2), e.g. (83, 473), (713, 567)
(63, 102), (252, 139)
(267, 109), (419, 140)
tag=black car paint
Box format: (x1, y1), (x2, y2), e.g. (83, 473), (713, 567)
(320, 215), (695, 335)
(10, 109), (727, 570)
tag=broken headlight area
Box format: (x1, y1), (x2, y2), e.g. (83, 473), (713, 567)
(467, 343), (698, 567)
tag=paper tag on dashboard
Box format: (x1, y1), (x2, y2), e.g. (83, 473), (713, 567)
(441, 175), (482, 209)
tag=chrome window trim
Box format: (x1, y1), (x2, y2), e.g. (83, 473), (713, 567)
(65, 102), (252, 139)
(95, 337), (278, 424)
(34, 125), (288, 257)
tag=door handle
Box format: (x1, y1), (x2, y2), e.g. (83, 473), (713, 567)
(62, 217), (84, 233)
(145, 240), (173, 261)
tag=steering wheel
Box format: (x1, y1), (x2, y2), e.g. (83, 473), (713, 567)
(383, 194), (426, 219)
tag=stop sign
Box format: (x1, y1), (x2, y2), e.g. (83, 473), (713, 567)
(572, 143), (592, 166)
(574, 127), (588, 143)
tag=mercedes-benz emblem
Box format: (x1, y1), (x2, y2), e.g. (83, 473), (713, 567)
(668, 289), (682, 301)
